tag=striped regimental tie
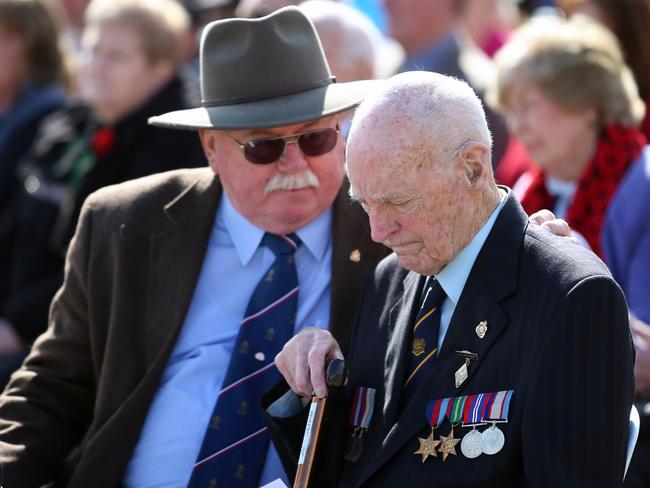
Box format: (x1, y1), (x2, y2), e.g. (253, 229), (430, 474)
(188, 233), (301, 488)
(401, 277), (446, 407)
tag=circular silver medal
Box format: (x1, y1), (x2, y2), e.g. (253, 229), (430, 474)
(460, 429), (482, 458)
(480, 424), (505, 455)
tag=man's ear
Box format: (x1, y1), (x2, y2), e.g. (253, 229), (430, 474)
(460, 142), (490, 188)
(198, 129), (220, 174)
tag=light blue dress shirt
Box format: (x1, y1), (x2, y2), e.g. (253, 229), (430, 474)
(124, 193), (333, 487)
(434, 192), (507, 350)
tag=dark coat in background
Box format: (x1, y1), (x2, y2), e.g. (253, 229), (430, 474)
(0, 82), (66, 212)
(0, 75), (206, 346)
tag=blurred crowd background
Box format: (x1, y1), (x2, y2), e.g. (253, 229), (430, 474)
(0, 0), (649, 485)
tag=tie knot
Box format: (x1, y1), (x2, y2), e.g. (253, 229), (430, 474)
(263, 232), (301, 256)
(422, 277), (446, 308)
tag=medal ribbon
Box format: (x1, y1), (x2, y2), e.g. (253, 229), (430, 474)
(425, 397), (450, 428)
(480, 391), (497, 422)
(349, 387), (376, 428)
(449, 395), (466, 425)
(425, 390), (515, 429)
(486, 390), (514, 421)
(464, 392), (486, 425)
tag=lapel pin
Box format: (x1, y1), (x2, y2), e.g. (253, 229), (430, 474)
(349, 249), (361, 262)
(475, 320), (488, 339)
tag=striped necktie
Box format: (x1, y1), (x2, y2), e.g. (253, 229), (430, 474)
(188, 233), (301, 488)
(402, 277), (446, 404)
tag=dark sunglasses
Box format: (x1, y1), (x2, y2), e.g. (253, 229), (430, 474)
(226, 126), (340, 165)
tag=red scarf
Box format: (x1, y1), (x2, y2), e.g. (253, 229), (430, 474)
(519, 125), (646, 257)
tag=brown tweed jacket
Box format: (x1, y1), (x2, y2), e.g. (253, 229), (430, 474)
(0, 168), (388, 487)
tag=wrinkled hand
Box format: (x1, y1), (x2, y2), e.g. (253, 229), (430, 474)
(630, 316), (650, 398)
(275, 327), (344, 399)
(529, 210), (579, 245)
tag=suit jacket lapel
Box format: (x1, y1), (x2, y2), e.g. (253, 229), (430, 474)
(143, 171), (221, 366)
(382, 272), (423, 425)
(87, 170), (222, 483)
(329, 180), (389, 352)
(357, 192), (527, 485)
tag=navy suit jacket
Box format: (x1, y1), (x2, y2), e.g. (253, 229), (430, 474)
(266, 191), (634, 487)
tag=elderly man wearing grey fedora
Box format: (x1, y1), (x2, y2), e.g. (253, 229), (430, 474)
(0, 7), (388, 488)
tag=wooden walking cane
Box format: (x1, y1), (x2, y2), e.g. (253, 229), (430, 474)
(293, 358), (347, 488)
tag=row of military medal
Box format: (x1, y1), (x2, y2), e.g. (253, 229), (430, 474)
(416, 390), (514, 462)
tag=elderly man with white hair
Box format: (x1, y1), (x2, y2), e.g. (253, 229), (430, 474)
(267, 71), (634, 487)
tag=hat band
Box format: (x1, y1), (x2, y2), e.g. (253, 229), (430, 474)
(201, 76), (336, 107)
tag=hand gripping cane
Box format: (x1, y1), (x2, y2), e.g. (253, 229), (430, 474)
(293, 358), (347, 488)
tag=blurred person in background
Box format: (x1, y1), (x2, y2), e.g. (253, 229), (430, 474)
(299, 0), (403, 134)
(0, 0), (68, 213)
(60, 0), (90, 50)
(491, 2), (565, 187)
(179, 0), (239, 104)
(574, 4), (650, 483)
(489, 15), (645, 258)
(0, 0), (206, 387)
(383, 0), (509, 167)
(568, 0), (650, 141)
(459, 0), (516, 58)
(301, 0), (383, 82)
(516, 0), (557, 18)
(530, 4), (650, 484)
(0, 7), (389, 486)
(236, 0), (297, 17)
(345, 0), (388, 31)
(603, 145), (650, 435)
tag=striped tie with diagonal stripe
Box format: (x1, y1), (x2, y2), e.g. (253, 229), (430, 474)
(188, 233), (301, 488)
(402, 277), (446, 406)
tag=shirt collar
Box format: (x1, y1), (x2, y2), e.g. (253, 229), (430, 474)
(545, 175), (577, 200)
(435, 191), (507, 306)
(220, 192), (332, 266)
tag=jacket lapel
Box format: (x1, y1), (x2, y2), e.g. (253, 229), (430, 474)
(329, 181), (389, 352)
(381, 271), (423, 425)
(143, 171), (221, 367)
(357, 192), (527, 485)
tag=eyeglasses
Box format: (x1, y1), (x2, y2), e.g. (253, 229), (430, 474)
(226, 126), (340, 165)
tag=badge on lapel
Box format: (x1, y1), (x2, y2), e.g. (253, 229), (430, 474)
(475, 320), (488, 339)
(454, 350), (478, 389)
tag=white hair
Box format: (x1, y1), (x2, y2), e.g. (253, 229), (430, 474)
(349, 71), (493, 164)
(299, 0), (381, 81)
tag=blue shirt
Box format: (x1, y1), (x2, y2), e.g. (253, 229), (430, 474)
(435, 191), (507, 349)
(124, 193), (333, 487)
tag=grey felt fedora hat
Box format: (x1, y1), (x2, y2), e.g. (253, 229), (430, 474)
(149, 6), (378, 130)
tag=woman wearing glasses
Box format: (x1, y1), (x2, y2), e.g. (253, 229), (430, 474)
(0, 0), (206, 387)
(488, 15), (646, 258)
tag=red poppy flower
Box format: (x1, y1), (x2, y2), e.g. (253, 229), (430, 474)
(92, 127), (116, 157)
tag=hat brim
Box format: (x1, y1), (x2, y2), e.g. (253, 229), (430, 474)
(149, 79), (381, 130)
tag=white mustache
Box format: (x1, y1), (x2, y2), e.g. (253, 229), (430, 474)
(264, 169), (320, 194)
